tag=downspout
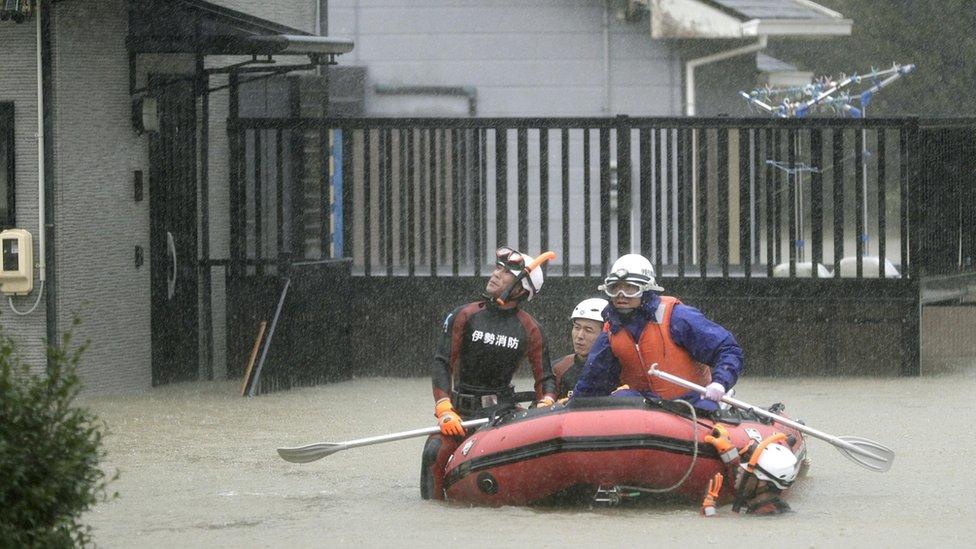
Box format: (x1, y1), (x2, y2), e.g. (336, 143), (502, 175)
(603, 0), (611, 114)
(373, 84), (478, 117)
(11, 0), (50, 321)
(36, 0), (46, 287)
(685, 36), (767, 116)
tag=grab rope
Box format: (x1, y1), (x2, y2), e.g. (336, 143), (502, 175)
(618, 398), (700, 494)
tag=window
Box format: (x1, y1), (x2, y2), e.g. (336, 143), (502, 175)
(0, 103), (13, 228)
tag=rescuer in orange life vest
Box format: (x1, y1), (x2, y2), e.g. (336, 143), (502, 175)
(571, 253), (743, 411)
(420, 246), (556, 500)
(552, 297), (609, 399)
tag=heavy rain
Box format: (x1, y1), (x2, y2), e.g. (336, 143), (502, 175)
(2, 0), (976, 547)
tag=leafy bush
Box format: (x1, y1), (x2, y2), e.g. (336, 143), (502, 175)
(0, 324), (117, 547)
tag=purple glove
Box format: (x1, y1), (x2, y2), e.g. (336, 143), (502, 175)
(704, 382), (726, 401)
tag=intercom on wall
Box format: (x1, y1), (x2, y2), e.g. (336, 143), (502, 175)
(0, 229), (34, 296)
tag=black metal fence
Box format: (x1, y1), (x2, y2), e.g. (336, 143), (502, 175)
(231, 116), (924, 281)
(219, 116), (976, 383)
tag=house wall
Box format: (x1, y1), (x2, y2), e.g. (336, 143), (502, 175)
(0, 18), (47, 370)
(328, 0), (682, 117)
(47, 0), (152, 394)
(328, 0), (683, 267)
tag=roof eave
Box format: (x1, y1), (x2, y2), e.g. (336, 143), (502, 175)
(741, 18), (853, 37)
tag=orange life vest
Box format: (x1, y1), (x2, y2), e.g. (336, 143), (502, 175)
(608, 296), (712, 399)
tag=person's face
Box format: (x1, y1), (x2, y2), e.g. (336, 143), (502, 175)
(605, 281), (643, 313)
(486, 264), (517, 298)
(571, 318), (603, 357)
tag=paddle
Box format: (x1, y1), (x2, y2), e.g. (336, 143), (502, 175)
(277, 392), (537, 464)
(647, 365), (894, 472)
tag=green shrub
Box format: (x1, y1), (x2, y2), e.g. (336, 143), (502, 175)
(0, 323), (117, 547)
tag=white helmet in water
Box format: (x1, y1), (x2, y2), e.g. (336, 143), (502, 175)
(598, 253), (664, 295)
(742, 442), (799, 490)
(571, 298), (608, 323)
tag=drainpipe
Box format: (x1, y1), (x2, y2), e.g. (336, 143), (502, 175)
(10, 0), (49, 320)
(603, 0), (612, 114)
(374, 84), (478, 117)
(35, 0), (46, 287)
(685, 36), (767, 116)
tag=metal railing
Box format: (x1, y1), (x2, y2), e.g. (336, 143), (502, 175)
(229, 116), (923, 281)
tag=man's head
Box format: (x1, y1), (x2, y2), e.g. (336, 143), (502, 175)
(570, 298), (608, 358)
(486, 246), (544, 304)
(597, 254), (664, 314)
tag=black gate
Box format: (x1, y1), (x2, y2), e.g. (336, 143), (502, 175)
(149, 76), (199, 385)
(218, 115), (976, 384)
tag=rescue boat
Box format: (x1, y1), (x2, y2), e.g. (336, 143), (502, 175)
(442, 396), (806, 506)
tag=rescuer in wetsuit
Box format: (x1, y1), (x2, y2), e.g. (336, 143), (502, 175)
(420, 246), (556, 500)
(552, 298), (608, 399)
(701, 425), (799, 516)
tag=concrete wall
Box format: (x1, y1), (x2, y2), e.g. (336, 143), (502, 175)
(0, 18), (47, 370)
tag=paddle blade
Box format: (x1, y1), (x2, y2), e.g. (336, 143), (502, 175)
(277, 443), (345, 464)
(836, 436), (895, 472)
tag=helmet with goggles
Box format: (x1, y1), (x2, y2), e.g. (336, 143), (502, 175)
(598, 254), (664, 298)
(495, 246), (545, 301)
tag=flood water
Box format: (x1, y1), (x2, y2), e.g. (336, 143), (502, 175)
(83, 364), (976, 548)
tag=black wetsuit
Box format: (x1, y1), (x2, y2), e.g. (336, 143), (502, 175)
(552, 353), (585, 399)
(432, 299), (555, 413)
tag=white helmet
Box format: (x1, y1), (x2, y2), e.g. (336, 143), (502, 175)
(519, 256), (545, 301)
(742, 441), (799, 490)
(571, 298), (609, 323)
(598, 254), (664, 294)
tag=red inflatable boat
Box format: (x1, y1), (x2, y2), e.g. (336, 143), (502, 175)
(442, 396), (806, 506)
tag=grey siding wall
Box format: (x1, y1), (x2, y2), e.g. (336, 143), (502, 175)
(0, 20), (47, 370)
(50, 0), (151, 394)
(329, 0), (682, 116)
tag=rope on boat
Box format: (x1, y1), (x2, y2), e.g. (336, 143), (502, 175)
(619, 399), (700, 494)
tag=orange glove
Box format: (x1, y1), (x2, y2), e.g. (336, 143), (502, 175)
(534, 396), (556, 408)
(435, 399), (465, 437)
(705, 424), (739, 464)
(610, 384), (630, 395)
(700, 472), (724, 517)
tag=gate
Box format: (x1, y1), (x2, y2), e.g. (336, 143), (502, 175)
(216, 115), (976, 387)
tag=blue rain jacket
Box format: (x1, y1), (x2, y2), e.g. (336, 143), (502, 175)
(571, 293), (743, 410)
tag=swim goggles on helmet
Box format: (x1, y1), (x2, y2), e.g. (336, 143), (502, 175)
(495, 246), (526, 273)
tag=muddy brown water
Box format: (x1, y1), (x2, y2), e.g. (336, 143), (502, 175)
(83, 366), (976, 548)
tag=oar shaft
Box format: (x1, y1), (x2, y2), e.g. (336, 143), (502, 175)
(648, 367), (883, 461)
(339, 418), (489, 452)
